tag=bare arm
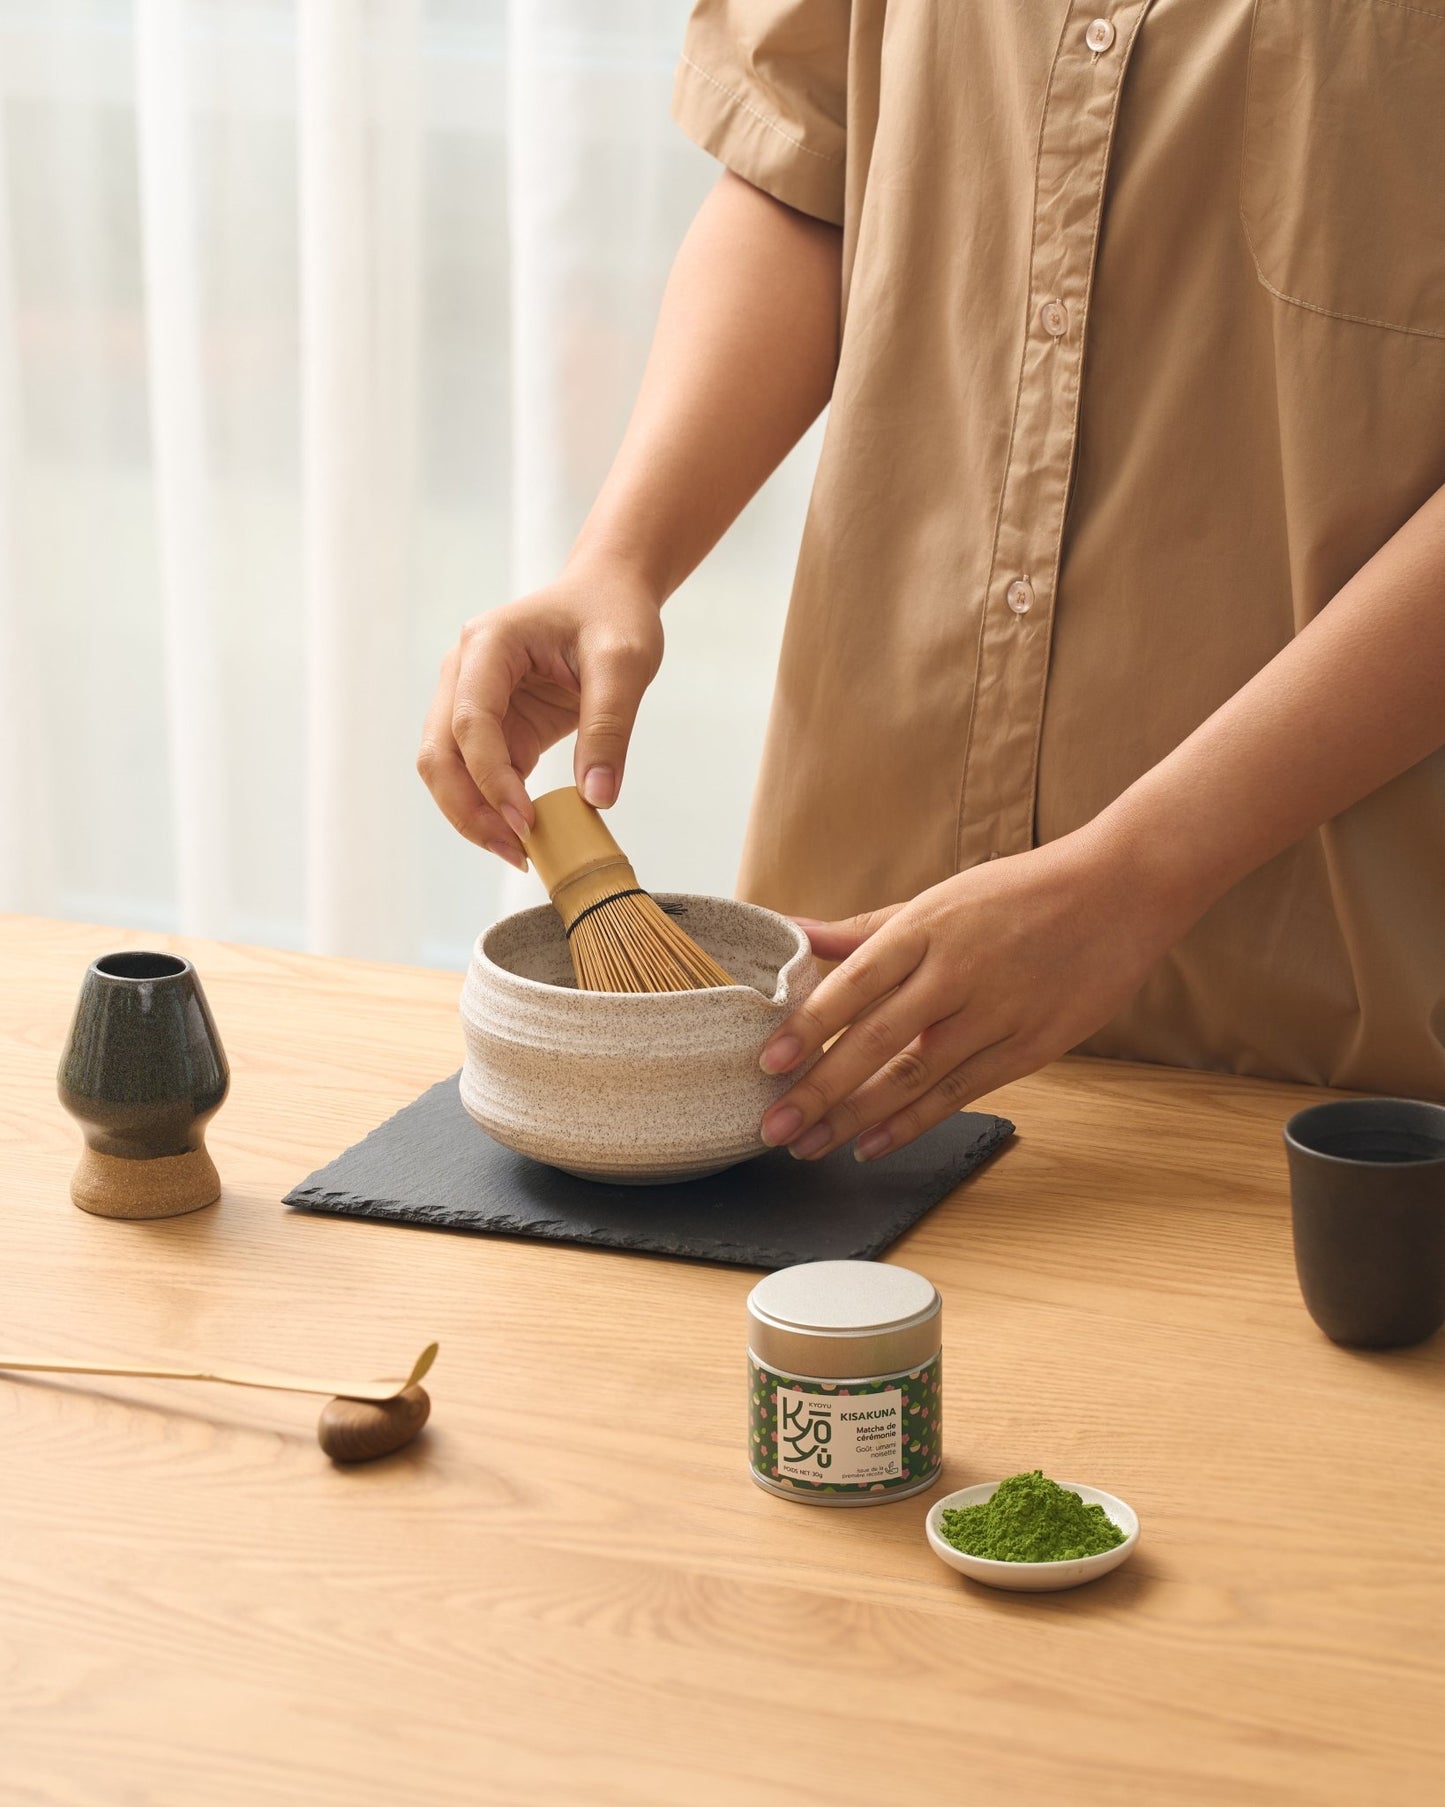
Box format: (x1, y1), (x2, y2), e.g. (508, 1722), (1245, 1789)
(1103, 480), (1445, 915)
(571, 171), (843, 603)
(759, 483), (1445, 1162)
(419, 173), (842, 863)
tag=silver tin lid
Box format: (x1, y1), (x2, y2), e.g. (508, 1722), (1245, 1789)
(746, 1260), (941, 1380)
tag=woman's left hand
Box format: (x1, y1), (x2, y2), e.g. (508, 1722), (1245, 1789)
(758, 823), (1192, 1162)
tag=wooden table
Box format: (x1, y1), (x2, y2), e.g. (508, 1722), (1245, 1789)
(1, 915), (1441, 1805)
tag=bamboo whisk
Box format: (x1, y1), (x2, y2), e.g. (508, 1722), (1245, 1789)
(522, 787), (736, 993)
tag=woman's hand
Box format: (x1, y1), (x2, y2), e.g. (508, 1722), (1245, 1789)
(758, 824), (1194, 1161)
(417, 174), (843, 871)
(417, 559), (664, 867)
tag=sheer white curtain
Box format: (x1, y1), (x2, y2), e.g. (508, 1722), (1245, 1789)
(0, 0), (818, 966)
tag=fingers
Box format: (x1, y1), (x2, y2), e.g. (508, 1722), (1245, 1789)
(795, 904), (902, 964)
(773, 1010), (988, 1157)
(769, 1019), (1018, 1164)
(426, 758), (528, 870)
(760, 912), (923, 1077)
(573, 631), (656, 808)
(451, 620), (537, 841)
(833, 1014), (980, 1143)
(760, 976), (938, 1150)
(852, 1037), (1022, 1161)
(417, 647), (528, 868)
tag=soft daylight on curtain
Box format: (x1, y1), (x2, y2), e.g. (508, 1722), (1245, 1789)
(0, 0), (819, 963)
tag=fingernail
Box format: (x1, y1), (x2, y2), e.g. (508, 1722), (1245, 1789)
(789, 1123), (832, 1161)
(761, 1105), (803, 1147)
(501, 804), (531, 843)
(760, 1035), (802, 1075)
(582, 766), (615, 807)
(485, 840), (528, 874)
(855, 1129), (892, 1162)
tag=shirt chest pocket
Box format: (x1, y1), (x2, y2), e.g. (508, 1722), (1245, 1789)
(1241, 0), (1445, 341)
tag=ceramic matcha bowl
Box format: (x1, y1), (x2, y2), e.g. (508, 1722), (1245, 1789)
(460, 895), (820, 1184)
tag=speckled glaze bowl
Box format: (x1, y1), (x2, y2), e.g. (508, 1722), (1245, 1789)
(460, 895), (819, 1184)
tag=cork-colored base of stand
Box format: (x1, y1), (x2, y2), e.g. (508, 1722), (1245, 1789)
(70, 1146), (221, 1220)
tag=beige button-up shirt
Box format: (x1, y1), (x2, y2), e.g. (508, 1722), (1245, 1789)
(673, 0), (1445, 1100)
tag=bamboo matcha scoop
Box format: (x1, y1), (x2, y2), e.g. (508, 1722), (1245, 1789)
(522, 786), (736, 993)
(0, 1341), (438, 1463)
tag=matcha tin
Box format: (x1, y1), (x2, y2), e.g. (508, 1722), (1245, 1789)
(746, 1260), (942, 1506)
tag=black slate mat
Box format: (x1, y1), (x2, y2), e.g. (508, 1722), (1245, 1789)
(284, 1072), (1014, 1270)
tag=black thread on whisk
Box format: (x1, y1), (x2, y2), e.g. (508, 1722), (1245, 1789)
(564, 888), (650, 939)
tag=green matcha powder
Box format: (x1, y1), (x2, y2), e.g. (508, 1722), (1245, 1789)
(939, 1470), (1126, 1562)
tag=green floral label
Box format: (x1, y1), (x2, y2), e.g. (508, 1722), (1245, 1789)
(748, 1352), (941, 1497)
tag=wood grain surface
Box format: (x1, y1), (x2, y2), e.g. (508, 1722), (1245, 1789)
(1, 913), (1441, 1806)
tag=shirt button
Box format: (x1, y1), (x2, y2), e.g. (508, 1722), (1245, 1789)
(1040, 299), (1069, 338)
(1005, 578), (1033, 616)
(1085, 17), (1116, 53)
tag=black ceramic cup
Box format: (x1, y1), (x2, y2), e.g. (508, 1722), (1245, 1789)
(1283, 1098), (1445, 1350)
(57, 951), (230, 1220)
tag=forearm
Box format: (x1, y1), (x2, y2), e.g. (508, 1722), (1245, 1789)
(567, 171), (842, 604)
(1099, 482), (1445, 921)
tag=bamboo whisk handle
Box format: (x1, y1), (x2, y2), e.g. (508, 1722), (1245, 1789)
(523, 788), (638, 929)
(522, 785), (736, 993)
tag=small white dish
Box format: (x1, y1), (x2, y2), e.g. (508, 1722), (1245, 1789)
(925, 1480), (1139, 1592)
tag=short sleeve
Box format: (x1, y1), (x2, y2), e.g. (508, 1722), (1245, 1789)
(672, 1), (849, 226)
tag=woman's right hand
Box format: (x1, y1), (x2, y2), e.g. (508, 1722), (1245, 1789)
(418, 172), (841, 870)
(417, 558), (664, 869)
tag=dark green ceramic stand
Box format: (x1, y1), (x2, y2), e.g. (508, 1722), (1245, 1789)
(57, 951), (230, 1220)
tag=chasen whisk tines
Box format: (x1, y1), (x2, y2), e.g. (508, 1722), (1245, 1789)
(522, 787), (736, 994)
